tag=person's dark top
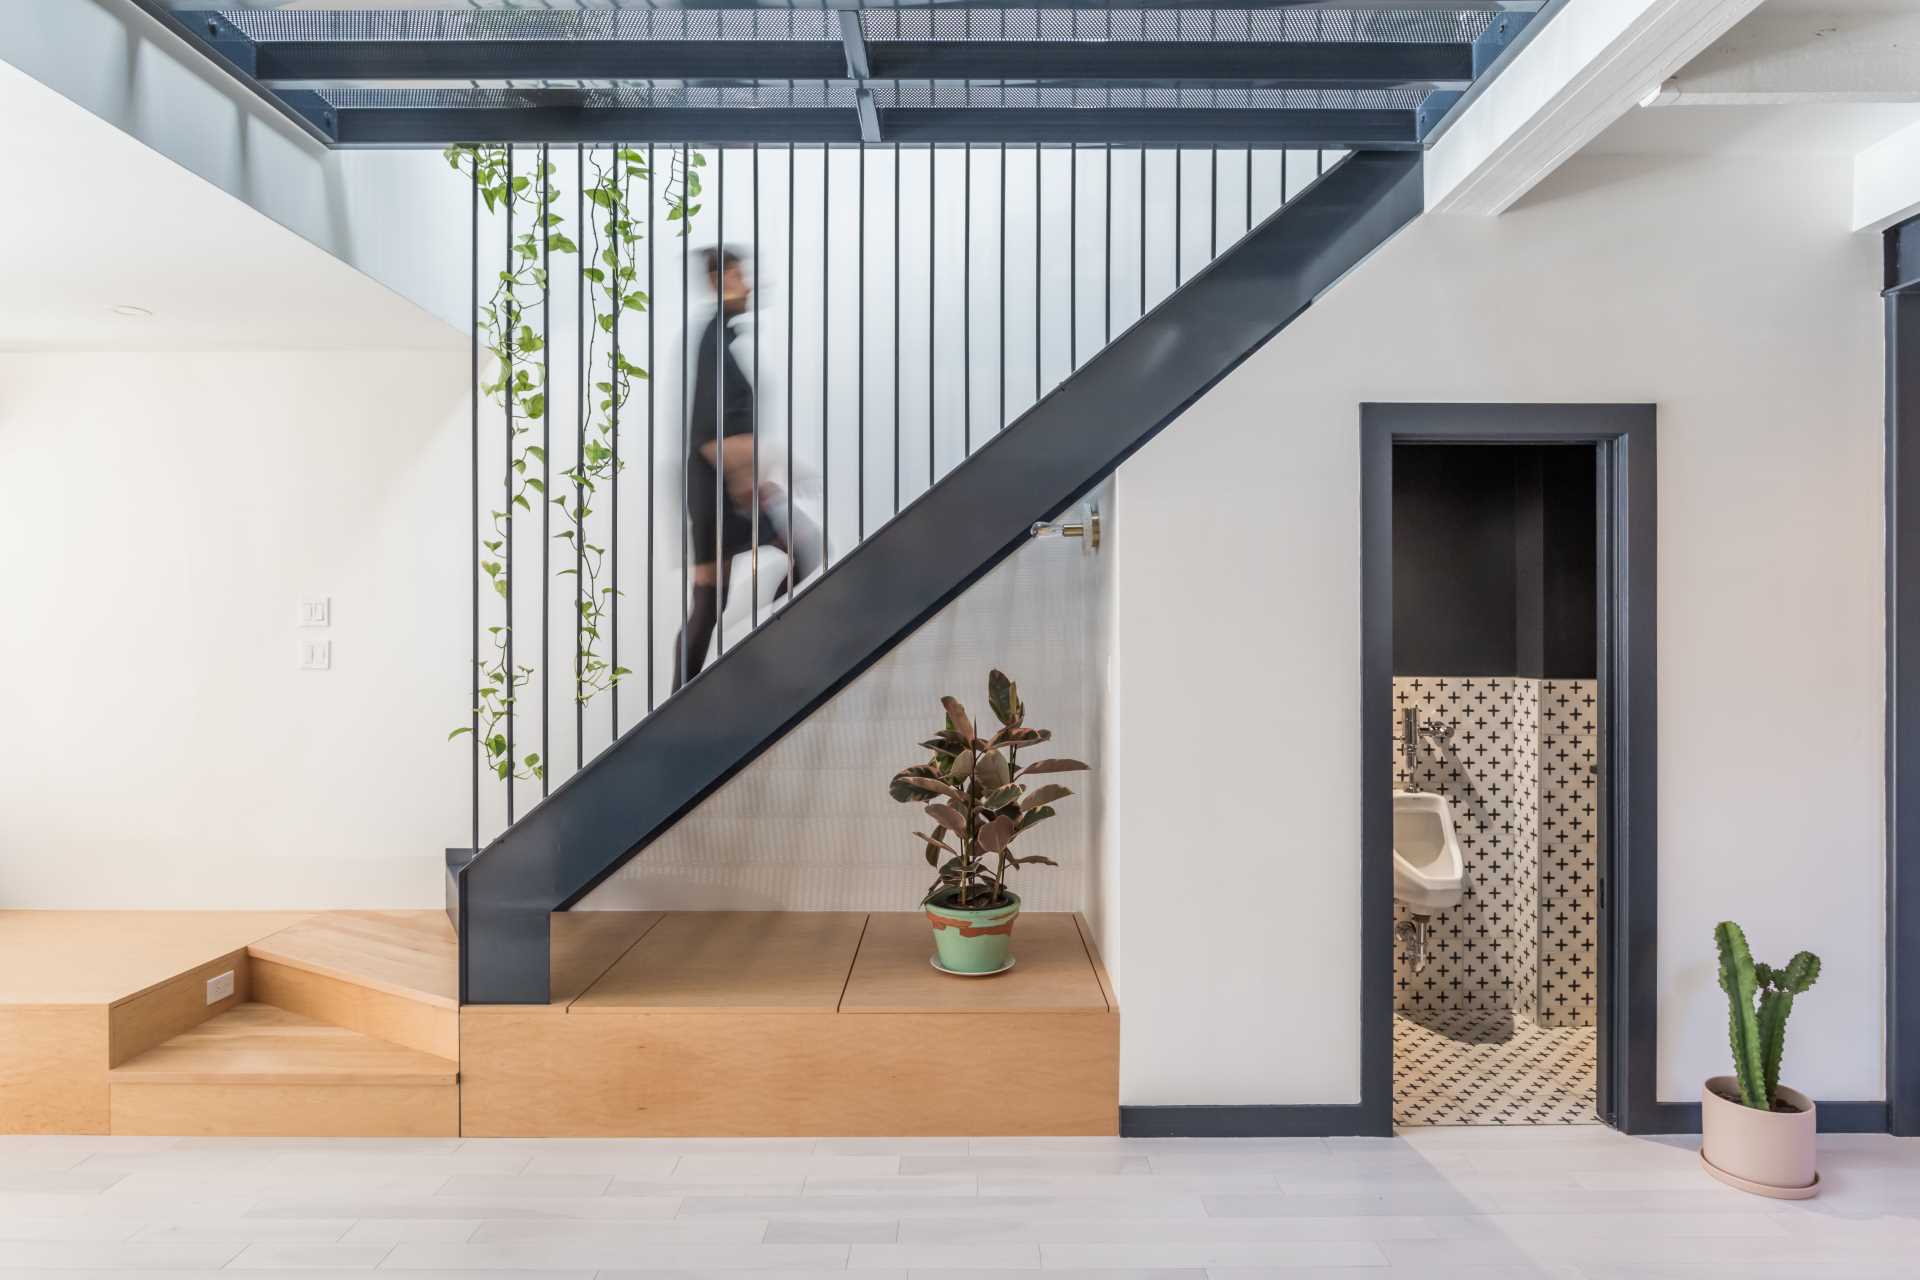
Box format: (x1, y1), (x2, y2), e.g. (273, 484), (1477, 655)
(688, 313), (753, 458)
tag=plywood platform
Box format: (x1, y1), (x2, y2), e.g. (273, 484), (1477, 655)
(461, 911), (1118, 1137)
(4, 908), (1118, 1137)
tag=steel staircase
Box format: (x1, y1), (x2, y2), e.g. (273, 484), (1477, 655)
(452, 148), (1424, 1003)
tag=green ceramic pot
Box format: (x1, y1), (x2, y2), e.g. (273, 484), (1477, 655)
(925, 890), (1021, 974)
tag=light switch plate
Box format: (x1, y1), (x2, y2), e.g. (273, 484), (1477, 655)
(299, 639), (332, 671)
(206, 970), (235, 1004)
(298, 596), (331, 627)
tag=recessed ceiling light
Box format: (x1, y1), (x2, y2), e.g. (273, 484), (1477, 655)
(110, 304), (153, 318)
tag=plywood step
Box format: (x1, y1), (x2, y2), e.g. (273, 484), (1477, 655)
(246, 911), (458, 1060)
(108, 1003), (456, 1085)
(107, 1003), (458, 1137)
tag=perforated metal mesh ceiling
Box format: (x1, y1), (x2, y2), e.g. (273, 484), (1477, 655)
(142, 2), (1547, 146)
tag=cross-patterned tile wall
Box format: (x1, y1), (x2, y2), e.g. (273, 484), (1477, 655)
(1391, 675), (1597, 1028)
(1537, 678), (1599, 1028)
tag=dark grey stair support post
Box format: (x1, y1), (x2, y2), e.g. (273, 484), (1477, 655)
(457, 149), (1424, 1004)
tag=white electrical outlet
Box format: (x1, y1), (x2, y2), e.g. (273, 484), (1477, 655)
(299, 639), (332, 671)
(298, 596), (331, 627)
(206, 970), (235, 1004)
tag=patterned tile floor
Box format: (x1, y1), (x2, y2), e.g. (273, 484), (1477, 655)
(1395, 1008), (1598, 1126)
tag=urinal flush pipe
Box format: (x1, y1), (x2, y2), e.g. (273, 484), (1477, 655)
(1397, 915), (1435, 973)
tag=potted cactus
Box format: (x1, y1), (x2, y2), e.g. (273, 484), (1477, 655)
(888, 670), (1085, 975)
(1701, 921), (1822, 1198)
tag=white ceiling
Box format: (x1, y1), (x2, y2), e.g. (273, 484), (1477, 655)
(1590, 101), (1920, 154)
(1588, 0), (1920, 157)
(0, 59), (460, 353)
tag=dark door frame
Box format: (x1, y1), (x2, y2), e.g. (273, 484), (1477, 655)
(1887, 214), (1920, 1137)
(1360, 403), (1658, 1135)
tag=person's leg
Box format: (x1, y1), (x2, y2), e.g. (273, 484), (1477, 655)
(673, 561), (733, 691)
(703, 438), (824, 593)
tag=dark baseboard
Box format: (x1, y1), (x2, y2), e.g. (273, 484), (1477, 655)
(1120, 1104), (1389, 1138)
(1646, 1100), (1889, 1135)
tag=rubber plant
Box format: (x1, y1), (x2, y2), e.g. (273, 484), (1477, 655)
(1714, 920), (1821, 1111)
(889, 670), (1086, 908)
(442, 144), (699, 784)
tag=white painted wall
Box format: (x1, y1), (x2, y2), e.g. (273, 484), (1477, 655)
(1112, 150), (1885, 1106)
(0, 352), (470, 907)
(0, 0), (468, 333)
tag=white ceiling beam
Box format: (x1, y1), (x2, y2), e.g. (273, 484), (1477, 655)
(1648, 11), (1920, 106)
(1856, 117), (1920, 234)
(1426, 0), (1766, 217)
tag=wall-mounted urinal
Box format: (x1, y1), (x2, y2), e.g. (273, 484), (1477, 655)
(1393, 791), (1465, 914)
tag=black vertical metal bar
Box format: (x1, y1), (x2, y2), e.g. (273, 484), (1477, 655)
(576, 148), (586, 763)
(646, 146), (656, 712)
(610, 143), (622, 737)
(1245, 147), (1253, 234)
(785, 141), (795, 601)
(999, 142), (1007, 436)
(1103, 143), (1111, 346)
(680, 143), (691, 685)
(751, 145), (761, 629)
(857, 142), (866, 541)
(539, 144), (550, 797)
(469, 156), (479, 854)
(1282, 147), (1291, 206)
(1174, 146), (1183, 288)
(893, 141), (901, 515)
(1069, 142), (1077, 373)
(928, 144), (936, 488)
(714, 148), (726, 656)
(821, 145), (831, 570)
(503, 146), (515, 825)
(1033, 144), (1041, 402)
(1209, 146), (1218, 261)
(1138, 147), (1146, 319)
(963, 142), (971, 456)
(1317, 148), (1325, 178)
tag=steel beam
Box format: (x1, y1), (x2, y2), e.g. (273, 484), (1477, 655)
(168, 1), (1545, 13)
(251, 38), (1472, 89)
(329, 105), (1421, 147)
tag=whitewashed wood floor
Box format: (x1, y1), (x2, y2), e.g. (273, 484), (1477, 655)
(0, 1127), (1916, 1277)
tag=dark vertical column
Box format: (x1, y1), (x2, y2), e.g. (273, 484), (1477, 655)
(575, 148), (587, 760)
(785, 142), (795, 600)
(857, 143), (867, 539)
(468, 157), (479, 854)
(1887, 216), (1920, 1135)
(1103, 144), (1111, 347)
(610, 144), (623, 737)
(539, 145), (551, 795)
(503, 147), (516, 825)
(1209, 146), (1218, 261)
(1069, 143), (1078, 373)
(751, 145), (761, 628)
(713, 148), (726, 659)
(680, 143), (692, 684)
(1173, 146), (1183, 288)
(963, 143), (972, 456)
(1137, 147), (1146, 318)
(821, 146), (831, 568)
(929, 145), (937, 488)
(1033, 145), (1041, 403)
(893, 142), (902, 514)
(646, 147), (656, 710)
(999, 142), (1007, 436)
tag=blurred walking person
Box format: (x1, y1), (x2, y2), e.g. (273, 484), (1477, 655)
(674, 245), (823, 691)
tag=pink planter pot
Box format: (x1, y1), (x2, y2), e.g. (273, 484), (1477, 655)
(1699, 1076), (1818, 1199)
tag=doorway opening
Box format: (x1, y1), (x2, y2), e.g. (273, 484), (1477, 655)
(1360, 405), (1657, 1135)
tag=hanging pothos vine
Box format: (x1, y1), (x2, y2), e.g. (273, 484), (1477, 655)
(443, 143), (701, 784)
